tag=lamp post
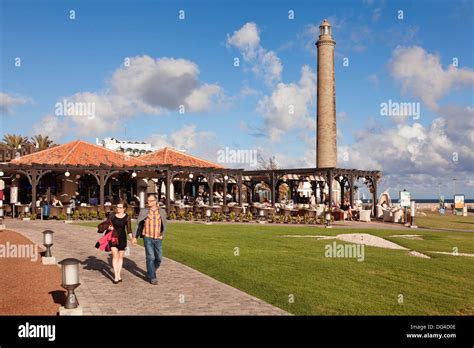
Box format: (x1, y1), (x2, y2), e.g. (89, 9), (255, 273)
(410, 200), (417, 229)
(42, 230), (56, 264)
(59, 258), (82, 315)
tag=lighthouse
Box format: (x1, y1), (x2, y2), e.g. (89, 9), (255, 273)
(316, 19), (337, 168)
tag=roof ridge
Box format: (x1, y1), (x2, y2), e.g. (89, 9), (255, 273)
(60, 140), (81, 164)
(78, 140), (148, 164)
(166, 147), (223, 168)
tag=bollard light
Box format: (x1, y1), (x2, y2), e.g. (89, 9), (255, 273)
(325, 209), (331, 228)
(205, 208), (211, 224)
(259, 209), (264, 222)
(66, 206), (72, 220)
(42, 230), (54, 257)
(59, 258), (80, 309)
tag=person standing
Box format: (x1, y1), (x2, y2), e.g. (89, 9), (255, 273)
(132, 194), (167, 285)
(109, 200), (132, 284)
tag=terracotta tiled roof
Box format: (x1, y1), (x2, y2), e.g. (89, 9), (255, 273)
(139, 147), (224, 168)
(10, 140), (146, 167)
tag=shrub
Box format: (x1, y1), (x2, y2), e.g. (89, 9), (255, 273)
(246, 212), (253, 222)
(72, 210), (80, 220)
(98, 211), (106, 220)
(238, 213), (244, 222)
(195, 213), (202, 221)
(168, 212), (177, 220)
(187, 212), (193, 221)
(229, 212), (236, 221)
(89, 210), (98, 220)
(303, 214), (310, 224)
(178, 210), (185, 220)
(58, 212), (67, 220)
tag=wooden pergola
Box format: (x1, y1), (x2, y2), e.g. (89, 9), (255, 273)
(0, 162), (245, 214)
(0, 162), (381, 215)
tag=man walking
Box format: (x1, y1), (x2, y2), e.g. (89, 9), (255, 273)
(132, 193), (167, 285)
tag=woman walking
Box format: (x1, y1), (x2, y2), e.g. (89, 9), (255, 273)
(109, 200), (132, 284)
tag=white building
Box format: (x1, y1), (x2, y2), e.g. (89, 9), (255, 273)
(96, 137), (154, 156)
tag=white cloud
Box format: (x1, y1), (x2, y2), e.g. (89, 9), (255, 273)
(389, 46), (474, 111)
(227, 22), (282, 85)
(338, 106), (474, 192)
(146, 124), (216, 152)
(0, 92), (30, 114)
(256, 65), (316, 142)
(32, 115), (69, 141)
(34, 56), (223, 138)
(226, 22), (260, 60)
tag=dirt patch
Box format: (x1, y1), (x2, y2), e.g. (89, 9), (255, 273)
(0, 230), (63, 315)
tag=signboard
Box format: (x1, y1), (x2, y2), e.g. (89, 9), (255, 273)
(10, 186), (18, 204)
(0, 179), (4, 190)
(454, 194), (465, 216)
(399, 190), (411, 208)
(454, 194), (465, 209)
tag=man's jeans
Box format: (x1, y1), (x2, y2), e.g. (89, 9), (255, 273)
(143, 237), (163, 281)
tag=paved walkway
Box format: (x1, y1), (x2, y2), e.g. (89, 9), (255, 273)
(4, 220), (287, 315)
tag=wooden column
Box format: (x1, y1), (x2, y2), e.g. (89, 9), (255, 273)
(30, 169), (38, 215)
(270, 172), (276, 207)
(340, 178), (345, 206)
(208, 174), (214, 206)
(237, 174), (242, 206)
(165, 170), (171, 212)
(349, 175), (355, 208)
(99, 170), (105, 208)
(18, 169), (51, 215)
(372, 177), (378, 217)
(223, 175), (228, 207)
(327, 170), (333, 207)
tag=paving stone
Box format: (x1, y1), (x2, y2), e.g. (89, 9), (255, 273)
(5, 220), (288, 316)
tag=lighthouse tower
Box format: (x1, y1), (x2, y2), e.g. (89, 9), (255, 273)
(316, 19), (337, 168)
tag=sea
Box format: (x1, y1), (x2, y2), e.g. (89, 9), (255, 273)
(361, 199), (474, 204)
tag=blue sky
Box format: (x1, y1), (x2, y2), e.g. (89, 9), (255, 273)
(1, 0), (473, 198)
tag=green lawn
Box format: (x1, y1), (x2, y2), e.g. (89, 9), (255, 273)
(416, 211), (474, 230)
(77, 221), (474, 315)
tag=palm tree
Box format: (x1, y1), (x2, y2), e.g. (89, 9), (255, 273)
(31, 134), (55, 150)
(1, 134), (29, 150)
